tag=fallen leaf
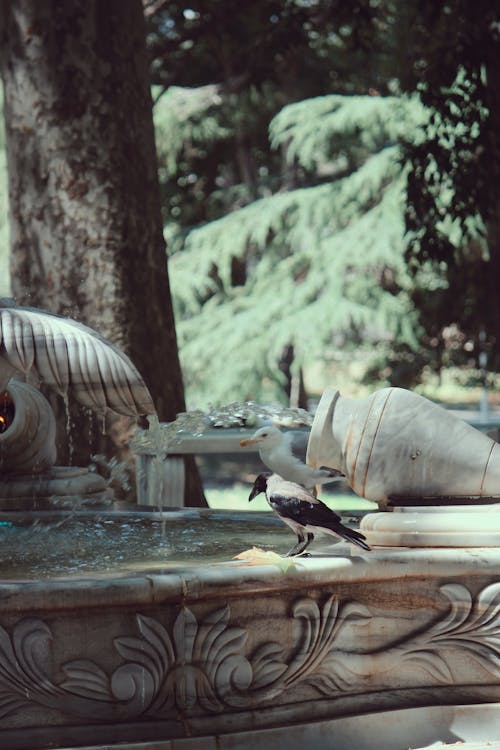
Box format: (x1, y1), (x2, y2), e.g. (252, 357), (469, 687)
(233, 547), (302, 572)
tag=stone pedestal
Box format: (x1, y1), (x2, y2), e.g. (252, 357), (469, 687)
(0, 466), (110, 510)
(361, 504), (500, 547)
(0, 381), (111, 509)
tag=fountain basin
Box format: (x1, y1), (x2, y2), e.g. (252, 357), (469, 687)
(0, 509), (292, 579)
(0, 509), (500, 749)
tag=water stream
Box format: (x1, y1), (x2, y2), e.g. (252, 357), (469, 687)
(132, 401), (313, 455)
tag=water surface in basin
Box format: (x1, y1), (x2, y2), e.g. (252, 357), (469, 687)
(0, 510), (292, 580)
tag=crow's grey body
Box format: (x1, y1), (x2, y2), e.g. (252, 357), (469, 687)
(249, 472), (370, 556)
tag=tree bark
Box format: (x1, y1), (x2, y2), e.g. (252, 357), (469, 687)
(484, 31), (500, 369)
(0, 0), (206, 505)
(278, 345), (308, 410)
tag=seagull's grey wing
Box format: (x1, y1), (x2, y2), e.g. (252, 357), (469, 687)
(283, 430), (309, 462)
(283, 431), (344, 478)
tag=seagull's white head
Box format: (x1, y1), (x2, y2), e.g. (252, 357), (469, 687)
(240, 425), (284, 449)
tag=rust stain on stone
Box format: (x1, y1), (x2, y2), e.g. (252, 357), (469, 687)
(361, 390), (393, 498)
(479, 442), (495, 496)
(349, 398), (375, 488)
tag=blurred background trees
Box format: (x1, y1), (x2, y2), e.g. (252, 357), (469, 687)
(145, 0), (500, 407)
(404, 0), (500, 372)
(1, 0), (499, 412)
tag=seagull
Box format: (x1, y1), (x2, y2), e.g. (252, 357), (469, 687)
(240, 424), (344, 490)
(249, 472), (370, 556)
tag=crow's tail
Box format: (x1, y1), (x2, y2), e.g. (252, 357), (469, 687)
(337, 523), (371, 551)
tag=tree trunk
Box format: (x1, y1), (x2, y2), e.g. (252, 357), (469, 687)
(278, 344), (308, 410)
(0, 0), (206, 506)
(484, 34), (500, 370)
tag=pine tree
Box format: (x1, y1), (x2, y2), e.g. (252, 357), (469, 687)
(167, 93), (429, 406)
(146, 0), (434, 407)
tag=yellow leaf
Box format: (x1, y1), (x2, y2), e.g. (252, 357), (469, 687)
(233, 547), (301, 572)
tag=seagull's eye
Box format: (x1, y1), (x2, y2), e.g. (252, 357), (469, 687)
(261, 432), (268, 437)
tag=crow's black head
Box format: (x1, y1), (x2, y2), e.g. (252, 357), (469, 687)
(248, 472), (272, 502)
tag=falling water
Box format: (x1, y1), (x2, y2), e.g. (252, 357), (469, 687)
(0, 400), (333, 579)
(145, 414), (168, 531)
(62, 391), (74, 464)
(131, 401), (313, 514)
(132, 401), (313, 456)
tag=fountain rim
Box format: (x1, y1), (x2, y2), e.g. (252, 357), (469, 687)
(0, 520), (497, 613)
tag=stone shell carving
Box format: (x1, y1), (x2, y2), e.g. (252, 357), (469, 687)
(0, 381), (57, 473)
(0, 583), (498, 722)
(0, 301), (155, 417)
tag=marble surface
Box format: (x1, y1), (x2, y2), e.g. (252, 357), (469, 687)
(0, 540), (500, 749)
(361, 505), (500, 546)
(0, 303), (155, 417)
(0, 381), (57, 473)
(307, 386), (500, 504)
(56, 704), (500, 750)
(0, 465), (110, 509)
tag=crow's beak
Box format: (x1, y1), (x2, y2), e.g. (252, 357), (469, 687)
(248, 485), (261, 502)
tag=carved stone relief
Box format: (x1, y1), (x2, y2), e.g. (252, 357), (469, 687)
(0, 582), (498, 723)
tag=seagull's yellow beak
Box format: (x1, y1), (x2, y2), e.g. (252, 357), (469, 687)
(240, 437), (261, 447)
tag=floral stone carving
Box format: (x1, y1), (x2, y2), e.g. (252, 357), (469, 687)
(0, 583), (499, 722)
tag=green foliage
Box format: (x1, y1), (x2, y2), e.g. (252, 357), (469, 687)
(153, 79), (286, 253)
(147, 1), (445, 406)
(154, 85), (231, 179)
(406, 67), (488, 266)
(146, 0), (384, 94)
(169, 94), (425, 406)
(270, 95), (425, 169)
(404, 0), (500, 367)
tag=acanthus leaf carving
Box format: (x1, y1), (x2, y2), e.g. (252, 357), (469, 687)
(250, 642), (288, 690)
(0, 582), (498, 721)
(398, 582), (500, 677)
(112, 606), (252, 715)
(61, 660), (110, 699)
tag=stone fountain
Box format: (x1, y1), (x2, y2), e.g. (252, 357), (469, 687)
(1, 301), (500, 750)
(0, 300), (155, 510)
(307, 385), (500, 546)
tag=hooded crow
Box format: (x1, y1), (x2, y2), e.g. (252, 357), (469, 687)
(240, 425), (344, 490)
(249, 472), (370, 556)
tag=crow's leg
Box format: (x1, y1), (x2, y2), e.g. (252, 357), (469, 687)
(285, 532), (314, 557)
